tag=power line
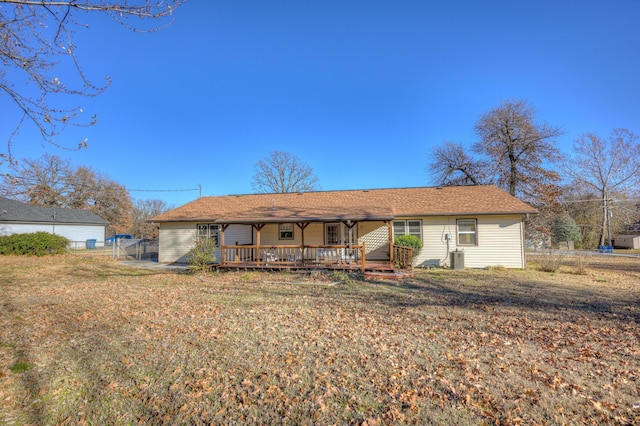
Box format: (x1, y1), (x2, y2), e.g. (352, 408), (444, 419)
(127, 184), (203, 198)
(561, 197), (640, 204)
(127, 188), (198, 192)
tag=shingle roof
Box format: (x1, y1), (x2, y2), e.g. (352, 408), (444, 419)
(151, 185), (537, 223)
(0, 197), (108, 225)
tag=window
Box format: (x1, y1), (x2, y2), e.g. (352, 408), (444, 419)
(197, 224), (219, 246)
(279, 223), (294, 240)
(393, 220), (422, 240)
(457, 219), (477, 245)
(326, 223), (340, 245)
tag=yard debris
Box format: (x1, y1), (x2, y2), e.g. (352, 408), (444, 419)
(1, 255), (638, 424)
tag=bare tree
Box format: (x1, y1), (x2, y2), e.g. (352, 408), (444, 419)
(566, 129), (640, 246)
(429, 100), (564, 244)
(0, 154), (73, 205)
(251, 151), (320, 193)
(0, 153), (133, 234)
(473, 99), (562, 199)
(0, 0), (186, 163)
(130, 198), (171, 239)
(429, 141), (489, 186)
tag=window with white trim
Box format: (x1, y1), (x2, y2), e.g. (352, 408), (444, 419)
(457, 219), (477, 246)
(279, 223), (294, 240)
(197, 224), (219, 246)
(393, 220), (422, 240)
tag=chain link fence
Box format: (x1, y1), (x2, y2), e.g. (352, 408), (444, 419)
(68, 239), (159, 261)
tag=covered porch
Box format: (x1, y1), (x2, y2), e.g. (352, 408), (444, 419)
(216, 219), (413, 272)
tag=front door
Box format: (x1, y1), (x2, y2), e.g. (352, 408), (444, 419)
(326, 223), (341, 245)
(325, 223), (357, 245)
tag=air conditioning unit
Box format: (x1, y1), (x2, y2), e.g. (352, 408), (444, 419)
(450, 251), (464, 270)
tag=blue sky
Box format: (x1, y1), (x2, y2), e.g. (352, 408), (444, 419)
(2, 1), (639, 207)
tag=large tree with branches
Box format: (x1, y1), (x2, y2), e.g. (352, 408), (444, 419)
(429, 100), (564, 244)
(565, 129), (640, 246)
(429, 100), (562, 200)
(429, 141), (490, 187)
(0, 153), (133, 234)
(0, 0), (185, 163)
(473, 99), (563, 199)
(251, 151), (320, 194)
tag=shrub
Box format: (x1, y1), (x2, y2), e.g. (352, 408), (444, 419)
(185, 238), (217, 273)
(534, 249), (565, 273)
(573, 252), (591, 275)
(394, 234), (423, 253)
(394, 235), (423, 268)
(0, 232), (69, 256)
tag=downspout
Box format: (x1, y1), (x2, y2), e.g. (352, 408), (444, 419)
(522, 214), (528, 269)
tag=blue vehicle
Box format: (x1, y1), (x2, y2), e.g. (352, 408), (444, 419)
(105, 234), (133, 245)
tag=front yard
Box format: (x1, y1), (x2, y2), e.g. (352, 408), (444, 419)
(1, 255), (638, 425)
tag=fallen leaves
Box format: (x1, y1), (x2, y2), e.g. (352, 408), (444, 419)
(0, 255), (639, 424)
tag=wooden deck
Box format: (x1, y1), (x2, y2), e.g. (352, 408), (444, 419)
(216, 243), (411, 273)
(214, 259), (395, 272)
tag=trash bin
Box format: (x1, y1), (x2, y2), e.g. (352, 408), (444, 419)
(450, 251), (464, 270)
(86, 239), (97, 249)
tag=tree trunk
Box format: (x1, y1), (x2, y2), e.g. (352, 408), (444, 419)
(600, 189), (607, 246)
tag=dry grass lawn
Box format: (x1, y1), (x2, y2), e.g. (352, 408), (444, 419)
(1, 254), (639, 425)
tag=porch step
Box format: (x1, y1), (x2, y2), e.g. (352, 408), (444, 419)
(364, 269), (414, 280)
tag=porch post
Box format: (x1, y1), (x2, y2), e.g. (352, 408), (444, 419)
(253, 224), (265, 262)
(296, 222), (309, 266)
(220, 224), (229, 266)
(342, 220), (357, 265)
(387, 220), (394, 265)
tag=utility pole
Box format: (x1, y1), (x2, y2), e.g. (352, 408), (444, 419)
(603, 191), (612, 248)
(607, 202), (612, 248)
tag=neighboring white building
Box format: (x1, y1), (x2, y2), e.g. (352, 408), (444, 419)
(152, 185), (538, 269)
(0, 197), (107, 243)
(613, 235), (640, 249)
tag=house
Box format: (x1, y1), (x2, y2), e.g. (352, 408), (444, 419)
(0, 197), (108, 244)
(613, 235), (640, 249)
(151, 185), (537, 270)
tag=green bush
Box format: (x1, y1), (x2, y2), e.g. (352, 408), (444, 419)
(185, 238), (217, 273)
(393, 235), (423, 268)
(0, 232), (69, 256)
(394, 234), (423, 252)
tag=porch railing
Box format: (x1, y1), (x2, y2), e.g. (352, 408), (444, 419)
(393, 245), (414, 269)
(220, 243), (367, 271)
